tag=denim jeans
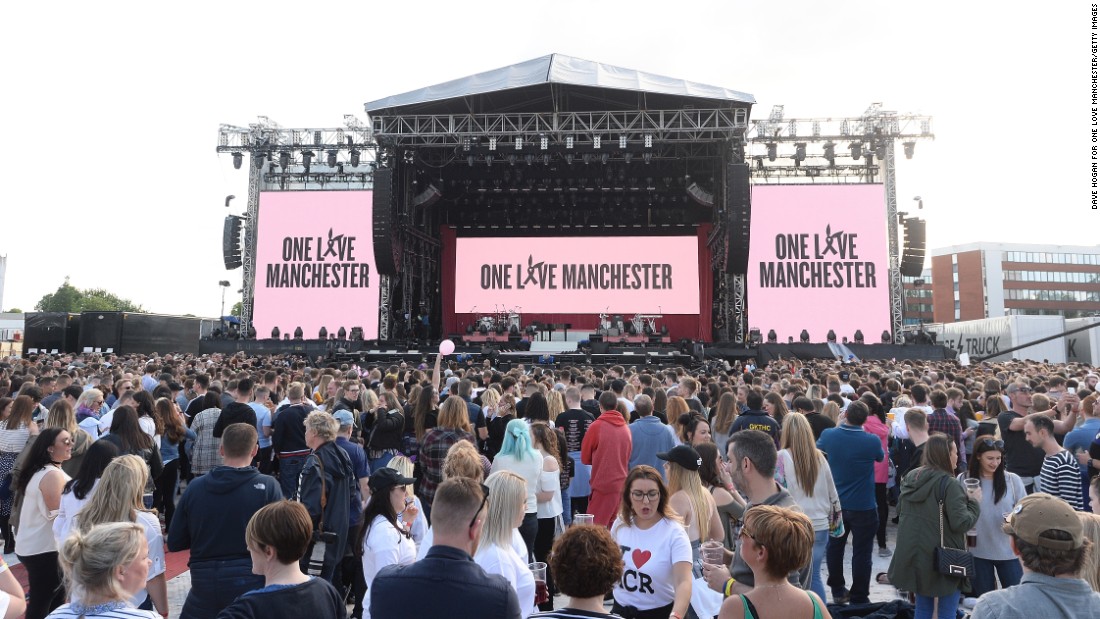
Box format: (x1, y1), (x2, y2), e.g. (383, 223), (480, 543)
(914, 592), (959, 619)
(561, 486), (572, 526)
(181, 558), (264, 619)
(826, 507), (878, 603)
(278, 455), (307, 500)
(971, 556), (1023, 597)
(810, 528), (828, 601)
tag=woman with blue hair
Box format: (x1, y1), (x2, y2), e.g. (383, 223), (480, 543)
(490, 418), (541, 561)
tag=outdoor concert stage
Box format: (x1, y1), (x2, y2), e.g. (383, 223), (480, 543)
(216, 54), (932, 355)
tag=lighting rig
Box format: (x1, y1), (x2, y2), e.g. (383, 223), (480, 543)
(745, 104), (935, 343)
(215, 115), (378, 327)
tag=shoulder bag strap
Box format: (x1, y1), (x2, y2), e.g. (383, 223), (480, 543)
(936, 475), (948, 547)
(316, 454), (327, 532)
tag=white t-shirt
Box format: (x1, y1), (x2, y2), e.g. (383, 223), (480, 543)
(491, 453), (543, 514)
(362, 514), (417, 619)
(611, 517), (692, 611)
(475, 542), (536, 618)
(536, 454), (563, 519)
(53, 480), (99, 548)
(69, 511), (165, 609)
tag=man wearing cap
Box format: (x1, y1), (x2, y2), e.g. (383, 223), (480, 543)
(971, 493), (1100, 618)
(837, 371), (855, 395)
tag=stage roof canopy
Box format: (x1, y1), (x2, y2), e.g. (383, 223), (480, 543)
(365, 53), (755, 115)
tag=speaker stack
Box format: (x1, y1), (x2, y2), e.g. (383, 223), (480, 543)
(373, 168), (402, 275)
(725, 163), (751, 273)
(901, 218), (926, 277)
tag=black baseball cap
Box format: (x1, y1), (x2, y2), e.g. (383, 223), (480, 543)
(657, 444), (702, 471)
(368, 468), (416, 494)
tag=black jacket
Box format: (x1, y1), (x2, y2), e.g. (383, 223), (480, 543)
(298, 441), (357, 578)
(371, 545), (521, 619)
(362, 407), (404, 452)
(214, 402), (258, 439)
(167, 465), (282, 562)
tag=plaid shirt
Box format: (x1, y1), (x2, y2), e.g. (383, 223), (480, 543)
(190, 408), (222, 475)
(927, 408), (965, 471)
(417, 427), (475, 505)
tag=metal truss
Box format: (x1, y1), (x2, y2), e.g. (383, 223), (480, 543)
(378, 275), (392, 340)
(241, 159), (262, 329)
(371, 108), (748, 147)
(732, 274), (746, 343)
(883, 144), (904, 343)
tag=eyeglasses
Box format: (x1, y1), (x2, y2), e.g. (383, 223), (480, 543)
(1012, 387), (1033, 394)
(630, 490), (660, 503)
(469, 483), (491, 529)
(739, 527), (762, 546)
(978, 438), (1005, 449)
(58, 438), (73, 446)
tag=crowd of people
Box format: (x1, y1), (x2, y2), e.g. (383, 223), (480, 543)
(0, 351), (1099, 618)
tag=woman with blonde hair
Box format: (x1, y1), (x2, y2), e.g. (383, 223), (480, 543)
(661, 444), (722, 587)
(75, 389), (104, 434)
(546, 390), (565, 425)
(776, 412), (841, 601)
(477, 471), (537, 618)
(385, 455), (427, 548)
(1077, 512), (1100, 592)
(48, 522), (157, 618)
(417, 396), (475, 517)
(491, 418), (543, 561)
(73, 455), (167, 616)
(414, 439), (490, 561)
(822, 401), (841, 425)
(710, 393), (738, 457)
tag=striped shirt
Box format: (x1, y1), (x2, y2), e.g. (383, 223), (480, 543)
(1039, 449), (1083, 510)
(46, 604), (159, 618)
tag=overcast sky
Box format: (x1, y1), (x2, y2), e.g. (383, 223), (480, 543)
(0, 1), (1090, 317)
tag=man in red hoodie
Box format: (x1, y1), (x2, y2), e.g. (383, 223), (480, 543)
(581, 390), (632, 527)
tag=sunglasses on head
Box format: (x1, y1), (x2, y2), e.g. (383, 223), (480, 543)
(978, 438), (1005, 450)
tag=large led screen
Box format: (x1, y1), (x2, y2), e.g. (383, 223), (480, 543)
(454, 236), (700, 314)
(748, 185), (890, 342)
(253, 191), (379, 339)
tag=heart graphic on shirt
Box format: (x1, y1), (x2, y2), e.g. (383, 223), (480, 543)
(632, 549), (652, 569)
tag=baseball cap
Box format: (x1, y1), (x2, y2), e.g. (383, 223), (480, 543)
(839, 371), (850, 381)
(368, 468), (416, 494)
(657, 444), (702, 471)
(1001, 492), (1084, 550)
(168, 382), (184, 391)
(332, 410), (355, 427)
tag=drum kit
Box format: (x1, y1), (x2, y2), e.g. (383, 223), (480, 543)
(597, 309), (665, 336)
(468, 306), (523, 335)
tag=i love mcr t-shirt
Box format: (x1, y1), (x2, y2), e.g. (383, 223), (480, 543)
(612, 516), (692, 610)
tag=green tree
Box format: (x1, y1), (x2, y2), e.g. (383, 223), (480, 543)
(34, 279), (145, 313)
(3, 308), (22, 314)
(231, 301), (243, 318)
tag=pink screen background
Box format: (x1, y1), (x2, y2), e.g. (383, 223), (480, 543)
(253, 191), (379, 339)
(747, 184), (890, 342)
(454, 236), (700, 314)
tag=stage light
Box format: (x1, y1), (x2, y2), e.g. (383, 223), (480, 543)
(485, 154), (494, 166)
(643, 152), (652, 164)
(319, 326), (328, 339)
(793, 143), (806, 162)
(766, 143), (777, 162)
(525, 154), (534, 166)
(349, 150), (360, 167)
(854, 330), (865, 344)
(582, 153), (592, 165)
(279, 151), (290, 169)
(540, 135), (549, 150)
(882, 330), (892, 343)
(284, 333), (290, 341)
(338, 326), (347, 339)
(324, 150), (335, 167)
(254, 152), (266, 169)
(489, 137), (497, 151)
(875, 143), (886, 159)
(826, 329), (837, 343)
(565, 153), (574, 164)
(294, 326), (304, 339)
(271, 326), (280, 339)
(593, 136), (601, 149)
(301, 151), (314, 174)
(788, 336), (794, 344)
(864, 153), (875, 166)
(903, 141), (916, 159)
(232, 152), (243, 169)
(600, 153), (609, 165)
(823, 142), (836, 167)
(849, 142), (862, 159)
(767, 329), (777, 344)
(566, 136), (574, 149)
(515, 137), (523, 150)
(619, 135), (627, 149)
(800, 329), (810, 343)
(467, 155), (475, 167)
(644, 134), (653, 148)
(507, 154), (517, 166)
(624, 153), (633, 164)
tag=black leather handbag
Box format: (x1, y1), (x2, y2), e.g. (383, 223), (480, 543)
(933, 476), (974, 578)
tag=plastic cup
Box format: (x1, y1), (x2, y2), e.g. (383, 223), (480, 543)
(963, 478), (980, 499)
(530, 562), (549, 605)
(701, 540), (725, 566)
(573, 513), (595, 526)
(886, 411), (895, 422)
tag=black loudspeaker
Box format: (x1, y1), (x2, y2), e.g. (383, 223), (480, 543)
(901, 217), (926, 277)
(222, 215), (243, 270)
(725, 163), (751, 273)
(373, 168), (401, 275)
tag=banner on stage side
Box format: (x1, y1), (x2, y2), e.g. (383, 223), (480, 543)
(454, 236), (700, 314)
(748, 184), (890, 343)
(253, 191), (379, 339)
